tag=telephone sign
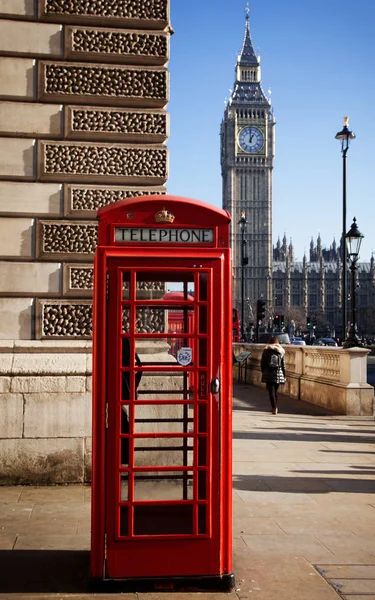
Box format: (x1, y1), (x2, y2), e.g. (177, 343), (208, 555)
(115, 227), (214, 243)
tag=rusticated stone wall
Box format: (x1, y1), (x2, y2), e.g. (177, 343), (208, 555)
(0, 0), (171, 484)
(0, 0), (170, 340)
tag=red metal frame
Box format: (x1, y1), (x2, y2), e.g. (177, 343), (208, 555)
(91, 196), (232, 584)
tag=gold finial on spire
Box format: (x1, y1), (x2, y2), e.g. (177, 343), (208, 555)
(343, 116), (349, 127)
(245, 2), (250, 20)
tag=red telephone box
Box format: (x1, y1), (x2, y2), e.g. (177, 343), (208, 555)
(91, 195), (234, 590)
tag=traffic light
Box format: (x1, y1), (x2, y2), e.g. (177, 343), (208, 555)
(307, 316), (311, 328)
(312, 316), (317, 327)
(256, 299), (266, 322)
(280, 315), (285, 326)
(273, 315), (280, 327)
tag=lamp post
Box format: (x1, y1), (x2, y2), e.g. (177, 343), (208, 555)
(343, 217), (363, 348)
(335, 117), (355, 342)
(238, 211), (248, 341)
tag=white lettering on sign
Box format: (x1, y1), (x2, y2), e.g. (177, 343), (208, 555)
(115, 228), (214, 244)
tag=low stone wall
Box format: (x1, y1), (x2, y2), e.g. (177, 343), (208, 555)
(0, 339), (187, 484)
(234, 343), (374, 416)
(0, 340), (92, 484)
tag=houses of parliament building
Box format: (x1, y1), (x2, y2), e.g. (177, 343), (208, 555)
(221, 10), (375, 338)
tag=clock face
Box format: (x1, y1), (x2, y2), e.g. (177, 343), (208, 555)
(238, 126), (264, 153)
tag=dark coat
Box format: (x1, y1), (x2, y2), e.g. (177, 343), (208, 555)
(261, 343), (286, 385)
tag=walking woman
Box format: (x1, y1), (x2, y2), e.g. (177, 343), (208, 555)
(261, 335), (286, 414)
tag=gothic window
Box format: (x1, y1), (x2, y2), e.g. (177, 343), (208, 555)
(292, 294), (300, 307)
(359, 293), (367, 307)
(275, 280), (283, 307)
(326, 295), (334, 308)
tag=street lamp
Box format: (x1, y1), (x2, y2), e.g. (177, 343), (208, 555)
(238, 211), (248, 341)
(335, 117), (355, 341)
(343, 217), (364, 348)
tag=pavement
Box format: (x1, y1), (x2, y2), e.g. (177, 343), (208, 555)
(0, 382), (375, 600)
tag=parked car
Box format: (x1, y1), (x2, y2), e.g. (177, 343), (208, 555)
(316, 337), (338, 347)
(257, 332), (291, 345)
(290, 337), (306, 346)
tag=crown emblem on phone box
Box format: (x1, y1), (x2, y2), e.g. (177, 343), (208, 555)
(155, 208), (175, 223)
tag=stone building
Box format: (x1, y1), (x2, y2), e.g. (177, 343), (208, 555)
(222, 10), (375, 338)
(0, 0), (171, 483)
(273, 235), (375, 338)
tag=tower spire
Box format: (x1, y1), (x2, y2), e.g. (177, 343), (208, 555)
(245, 2), (250, 22)
(229, 4), (269, 107)
(239, 3), (258, 66)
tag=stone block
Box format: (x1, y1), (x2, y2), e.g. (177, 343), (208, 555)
(0, 393), (23, 437)
(38, 61), (168, 108)
(0, 261), (61, 294)
(0, 57), (35, 100)
(12, 351), (88, 375)
(65, 26), (169, 66)
(347, 388), (374, 416)
(0, 218), (34, 258)
(11, 376), (66, 393)
(0, 297), (33, 340)
(38, 140), (168, 185)
(0, 354), (13, 374)
(0, 0), (35, 18)
(0, 182), (62, 216)
(0, 102), (62, 137)
(66, 376), (86, 393)
(0, 437), (84, 484)
(12, 339), (92, 353)
(24, 392), (92, 438)
(64, 183), (166, 217)
(0, 138), (35, 179)
(0, 19), (62, 56)
(0, 377), (10, 392)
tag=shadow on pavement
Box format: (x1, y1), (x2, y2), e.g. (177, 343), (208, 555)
(232, 472), (375, 494)
(233, 382), (337, 416)
(0, 550), (89, 593)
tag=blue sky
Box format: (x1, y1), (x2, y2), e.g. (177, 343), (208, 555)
(167, 0), (375, 262)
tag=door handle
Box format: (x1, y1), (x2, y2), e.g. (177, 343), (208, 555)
(210, 378), (220, 394)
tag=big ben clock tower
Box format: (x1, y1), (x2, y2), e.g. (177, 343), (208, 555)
(221, 7), (275, 321)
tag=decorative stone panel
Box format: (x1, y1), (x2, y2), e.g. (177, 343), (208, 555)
(123, 307), (165, 334)
(66, 26), (168, 65)
(39, 61), (168, 108)
(63, 264), (93, 297)
(39, 0), (169, 29)
(37, 299), (93, 338)
(65, 106), (168, 143)
(37, 220), (97, 259)
(39, 141), (168, 184)
(64, 184), (165, 217)
(37, 300), (167, 338)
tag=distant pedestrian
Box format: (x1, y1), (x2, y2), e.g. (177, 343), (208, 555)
(260, 335), (286, 414)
